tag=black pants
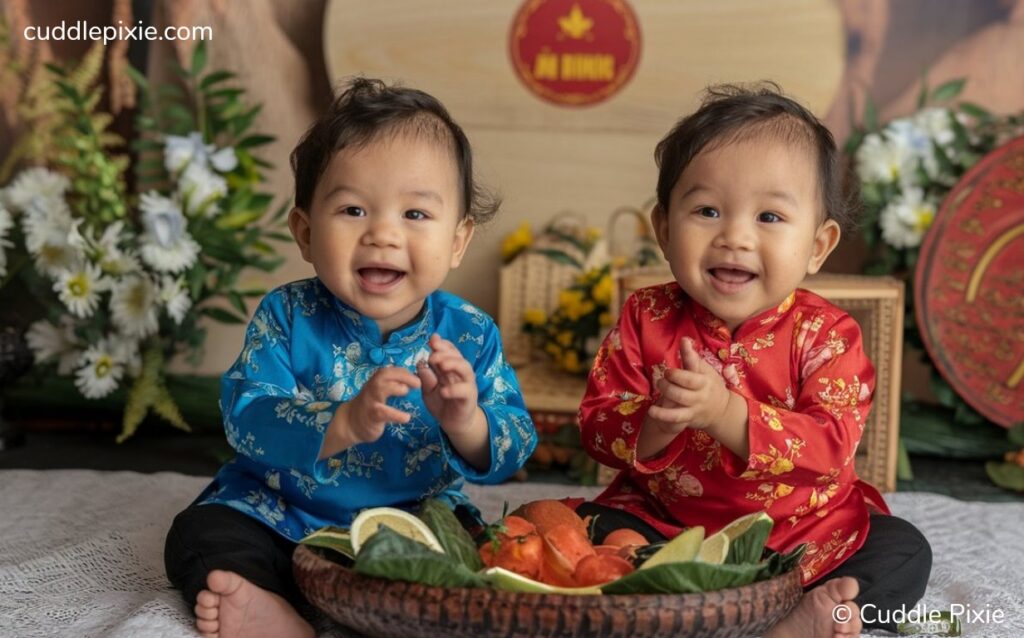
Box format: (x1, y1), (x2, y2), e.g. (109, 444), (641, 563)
(164, 503), (306, 609)
(577, 503), (931, 632)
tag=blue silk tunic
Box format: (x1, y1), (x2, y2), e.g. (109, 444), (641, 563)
(195, 278), (537, 541)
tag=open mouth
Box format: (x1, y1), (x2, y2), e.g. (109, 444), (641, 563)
(358, 267), (406, 291)
(707, 267), (756, 293)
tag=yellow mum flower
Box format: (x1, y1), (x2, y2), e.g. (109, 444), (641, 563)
(523, 308), (546, 325)
(557, 331), (573, 347)
(501, 222), (533, 261)
(592, 274), (613, 305)
(562, 350), (582, 372)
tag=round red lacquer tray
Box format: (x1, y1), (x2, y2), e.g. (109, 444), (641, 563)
(915, 135), (1024, 427)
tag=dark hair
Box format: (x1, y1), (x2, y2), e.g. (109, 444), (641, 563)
(654, 82), (856, 231)
(290, 77), (499, 224)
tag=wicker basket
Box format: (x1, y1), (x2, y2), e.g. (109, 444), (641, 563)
(293, 544), (803, 638)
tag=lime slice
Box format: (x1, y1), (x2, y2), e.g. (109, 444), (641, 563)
(638, 525), (704, 570)
(695, 532), (729, 564)
(711, 512), (773, 564)
(350, 507), (445, 555)
(483, 567), (602, 595)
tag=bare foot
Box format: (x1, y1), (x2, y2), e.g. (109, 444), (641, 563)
(194, 569), (315, 638)
(765, 576), (862, 638)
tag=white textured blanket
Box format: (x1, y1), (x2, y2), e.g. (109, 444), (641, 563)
(0, 470), (1020, 637)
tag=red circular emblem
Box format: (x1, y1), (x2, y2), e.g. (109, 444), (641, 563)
(509, 0), (641, 107)
(915, 135), (1024, 427)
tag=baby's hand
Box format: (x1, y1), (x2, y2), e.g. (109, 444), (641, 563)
(345, 367), (421, 444)
(647, 337), (732, 431)
(417, 334), (479, 435)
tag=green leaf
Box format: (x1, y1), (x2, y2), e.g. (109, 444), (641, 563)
(916, 76), (929, 109)
(753, 544), (806, 580)
(201, 307), (247, 324)
(724, 516), (772, 565)
(301, 526), (356, 563)
(1009, 423), (1024, 447)
(353, 527), (487, 588)
(930, 78), (966, 103)
(985, 461), (1024, 492)
(200, 69), (235, 90)
(191, 41), (208, 76)
(227, 291), (248, 315)
(958, 101), (992, 120)
(863, 95), (879, 132)
(417, 499), (484, 572)
(237, 134), (275, 149)
(530, 247), (582, 269)
(601, 560), (763, 595)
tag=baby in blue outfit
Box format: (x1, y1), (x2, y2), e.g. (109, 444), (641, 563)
(165, 77), (537, 638)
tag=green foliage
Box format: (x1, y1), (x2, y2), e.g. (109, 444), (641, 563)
(418, 499), (485, 572)
(845, 78), (1024, 461)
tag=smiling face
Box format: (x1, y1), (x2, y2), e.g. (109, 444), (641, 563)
(289, 131), (473, 336)
(652, 133), (840, 332)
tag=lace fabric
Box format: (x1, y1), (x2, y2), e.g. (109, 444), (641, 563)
(0, 469), (1020, 637)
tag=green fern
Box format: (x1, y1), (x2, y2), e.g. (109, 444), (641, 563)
(118, 343), (192, 443)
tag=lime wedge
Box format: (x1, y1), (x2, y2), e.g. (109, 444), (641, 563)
(695, 532), (729, 564)
(638, 525), (704, 570)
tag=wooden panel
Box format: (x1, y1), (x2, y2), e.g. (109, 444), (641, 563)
(324, 0), (845, 134)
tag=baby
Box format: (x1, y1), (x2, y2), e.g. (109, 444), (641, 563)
(577, 84), (931, 637)
(165, 78), (537, 638)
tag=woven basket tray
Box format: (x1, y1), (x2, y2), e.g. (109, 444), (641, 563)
(293, 544), (802, 638)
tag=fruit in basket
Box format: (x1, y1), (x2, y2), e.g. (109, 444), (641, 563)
(350, 507), (444, 554)
(603, 528), (650, 549)
(511, 498), (590, 537)
(572, 554), (636, 587)
(637, 525), (704, 569)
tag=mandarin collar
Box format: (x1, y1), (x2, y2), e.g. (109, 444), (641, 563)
(325, 281), (434, 359)
(690, 291), (797, 343)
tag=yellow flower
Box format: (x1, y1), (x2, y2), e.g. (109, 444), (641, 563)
(523, 308), (546, 325)
(592, 274), (613, 305)
(585, 226), (603, 243)
(501, 222), (533, 261)
(557, 331), (573, 347)
(562, 349), (581, 372)
(599, 312), (612, 326)
(544, 342), (562, 358)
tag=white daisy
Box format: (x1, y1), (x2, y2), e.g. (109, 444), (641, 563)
(21, 197), (84, 277)
(53, 261), (107, 318)
(74, 338), (124, 399)
(855, 132), (915, 186)
(139, 191), (200, 273)
(25, 317), (82, 375)
(159, 275), (192, 324)
(179, 163), (227, 217)
(0, 204), (13, 279)
(879, 187), (937, 249)
(109, 275), (160, 338)
(82, 221), (141, 276)
(2, 167), (70, 212)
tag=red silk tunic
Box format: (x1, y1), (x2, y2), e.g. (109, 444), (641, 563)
(578, 283), (890, 584)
